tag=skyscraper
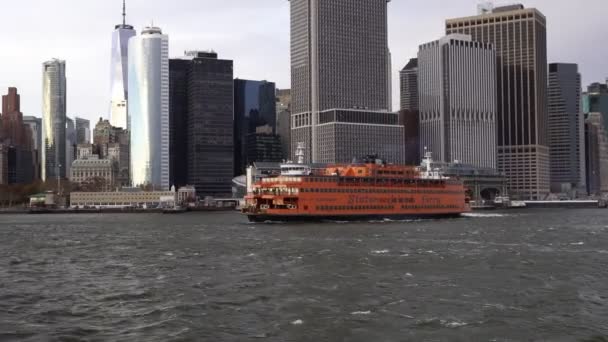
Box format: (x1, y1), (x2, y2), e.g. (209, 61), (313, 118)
(0, 88), (36, 184)
(290, 0), (399, 163)
(110, 0), (136, 129)
(169, 51), (234, 197)
(418, 34), (497, 169)
(399, 58), (420, 165)
(547, 63), (585, 193)
(23, 116), (42, 180)
(42, 59), (67, 180)
(276, 88), (292, 159)
(446, 4), (550, 200)
(400, 58), (418, 112)
(128, 26), (169, 190)
(583, 82), (608, 129)
(66, 117), (76, 177)
(234, 79), (277, 175)
(168, 58), (189, 189)
(585, 113), (608, 195)
(75, 117), (90, 144)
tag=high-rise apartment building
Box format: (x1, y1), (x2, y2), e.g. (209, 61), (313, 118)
(547, 63), (585, 193)
(128, 26), (169, 189)
(290, 0), (399, 163)
(110, 0), (136, 129)
(169, 52), (234, 197)
(446, 4), (549, 199)
(418, 34), (497, 169)
(75, 117), (90, 144)
(42, 59), (67, 180)
(234, 79), (277, 175)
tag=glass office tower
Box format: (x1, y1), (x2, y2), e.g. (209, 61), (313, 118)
(128, 26), (170, 190)
(109, 0), (136, 129)
(42, 59), (67, 181)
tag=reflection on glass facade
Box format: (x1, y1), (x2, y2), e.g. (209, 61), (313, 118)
(234, 79), (276, 175)
(110, 28), (136, 129)
(109, 2), (136, 129)
(128, 26), (170, 190)
(42, 59), (67, 180)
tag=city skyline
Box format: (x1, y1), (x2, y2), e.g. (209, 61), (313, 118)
(0, 0), (606, 124)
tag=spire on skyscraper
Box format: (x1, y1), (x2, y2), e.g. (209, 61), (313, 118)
(122, 0), (126, 25)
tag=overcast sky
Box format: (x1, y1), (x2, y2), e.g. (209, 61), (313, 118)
(0, 0), (606, 124)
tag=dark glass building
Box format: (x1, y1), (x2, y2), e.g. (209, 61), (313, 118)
(399, 58), (420, 165)
(234, 79), (276, 175)
(246, 127), (284, 166)
(169, 52), (234, 197)
(169, 59), (189, 188)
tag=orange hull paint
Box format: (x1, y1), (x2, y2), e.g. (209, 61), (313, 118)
(243, 162), (471, 222)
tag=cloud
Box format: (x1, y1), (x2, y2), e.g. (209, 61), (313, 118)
(0, 0), (606, 122)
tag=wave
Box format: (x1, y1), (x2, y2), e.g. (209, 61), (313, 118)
(462, 213), (508, 218)
(351, 311), (372, 315)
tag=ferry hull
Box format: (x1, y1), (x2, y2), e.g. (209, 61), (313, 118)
(247, 213), (463, 223)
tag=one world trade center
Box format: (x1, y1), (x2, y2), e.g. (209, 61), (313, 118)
(109, 0), (136, 129)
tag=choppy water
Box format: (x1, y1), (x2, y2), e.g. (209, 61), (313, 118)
(1, 209), (608, 341)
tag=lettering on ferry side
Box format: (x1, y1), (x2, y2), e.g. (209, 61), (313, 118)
(422, 197), (440, 206)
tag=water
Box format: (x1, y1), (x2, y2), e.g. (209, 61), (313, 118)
(1, 209), (608, 341)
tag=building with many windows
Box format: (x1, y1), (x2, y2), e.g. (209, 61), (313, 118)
(169, 51), (234, 197)
(245, 125), (284, 166)
(70, 154), (117, 191)
(276, 89), (292, 160)
(585, 113), (608, 195)
(293, 109), (404, 164)
(290, 0), (393, 162)
(70, 190), (177, 209)
(446, 4), (549, 199)
(418, 34), (497, 169)
(109, 0), (136, 129)
(547, 63), (585, 194)
(42, 59), (67, 180)
(75, 117), (90, 144)
(128, 26), (170, 190)
(234, 79), (277, 175)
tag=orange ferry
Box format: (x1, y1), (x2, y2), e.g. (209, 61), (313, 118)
(243, 147), (470, 222)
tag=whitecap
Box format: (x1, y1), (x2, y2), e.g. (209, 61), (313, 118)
(443, 320), (468, 328)
(371, 250), (389, 255)
(570, 242), (585, 246)
(462, 213), (506, 218)
(351, 311), (371, 315)
(291, 319), (303, 325)
(247, 253), (256, 257)
(405, 273), (414, 277)
(164, 252), (174, 256)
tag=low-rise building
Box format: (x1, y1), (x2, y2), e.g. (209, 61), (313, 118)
(70, 155), (117, 191)
(29, 192), (57, 208)
(70, 190), (177, 209)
